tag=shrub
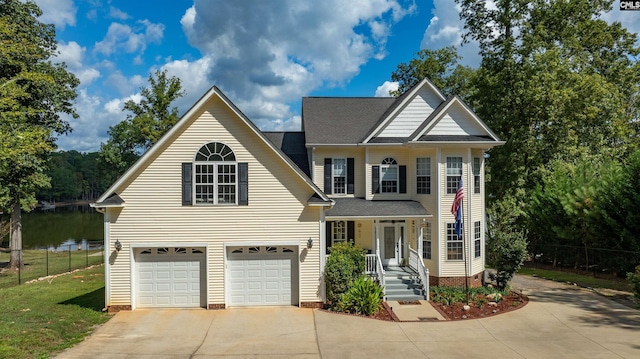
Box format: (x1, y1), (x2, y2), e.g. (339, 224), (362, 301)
(324, 242), (366, 305)
(627, 265), (640, 301)
(337, 277), (384, 315)
(431, 286), (466, 305)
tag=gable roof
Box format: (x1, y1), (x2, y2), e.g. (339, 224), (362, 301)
(408, 95), (502, 143)
(302, 97), (395, 145)
(263, 131), (310, 176)
(95, 86), (331, 206)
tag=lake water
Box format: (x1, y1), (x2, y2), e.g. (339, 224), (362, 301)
(1, 205), (104, 249)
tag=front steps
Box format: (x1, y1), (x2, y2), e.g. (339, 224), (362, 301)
(383, 266), (426, 301)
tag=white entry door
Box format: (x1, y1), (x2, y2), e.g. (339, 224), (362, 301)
(381, 224), (405, 266)
(226, 246), (298, 307)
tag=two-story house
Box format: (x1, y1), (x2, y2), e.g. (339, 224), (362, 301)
(93, 79), (503, 311)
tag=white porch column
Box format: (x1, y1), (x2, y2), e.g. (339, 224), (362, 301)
(418, 219), (424, 260)
(319, 207), (326, 273)
(374, 219), (380, 255)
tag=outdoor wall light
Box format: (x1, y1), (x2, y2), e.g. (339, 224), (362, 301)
(114, 239), (122, 251)
(483, 152), (490, 159)
(307, 238), (313, 249)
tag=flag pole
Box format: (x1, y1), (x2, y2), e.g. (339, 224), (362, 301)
(462, 198), (469, 304)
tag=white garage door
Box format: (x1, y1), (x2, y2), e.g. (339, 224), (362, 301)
(227, 246), (298, 307)
(135, 247), (205, 308)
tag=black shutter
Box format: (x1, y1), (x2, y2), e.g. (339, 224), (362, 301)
(347, 221), (355, 244)
(399, 165), (407, 193)
(238, 162), (248, 205)
(325, 221), (332, 254)
(324, 158), (332, 193)
(347, 158), (354, 194)
(372, 165), (380, 194)
(182, 163), (192, 205)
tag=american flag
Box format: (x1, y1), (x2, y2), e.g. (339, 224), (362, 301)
(451, 178), (464, 237)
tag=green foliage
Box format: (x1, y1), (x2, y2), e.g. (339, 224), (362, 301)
(487, 198), (528, 291)
(0, 0), (79, 268)
(336, 277), (383, 316)
(323, 242), (365, 306)
(391, 46), (476, 101)
(99, 69), (184, 181)
(431, 286), (506, 306)
(626, 266), (640, 301)
(36, 151), (110, 202)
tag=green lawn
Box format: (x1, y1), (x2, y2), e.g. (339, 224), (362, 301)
(0, 266), (111, 359)
(0, 249), (104, 289)
(518, 266), (633, 292)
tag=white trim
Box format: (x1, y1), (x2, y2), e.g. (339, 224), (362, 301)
(331, 157), (347, 195)
(130, 242), (209, 248)
(436, 148), (442, 277)
(223, 241), (301, 248)
(96, 86), (329, 204)
(326, 214), (432, 220)
(90, 202), (125, 208)
(308, 202), (334, 207)
(129, 245), (135, 310)
(320, 208), (326, 274)
(363, 79), (446, 143)
(104, 210), (111, 307)
(192, 160), (239, 206)
(406, 141), (505, 147)
(311, 147), (316, 182)
(365, 147), (371, 200)
(467, 148), (473, 274)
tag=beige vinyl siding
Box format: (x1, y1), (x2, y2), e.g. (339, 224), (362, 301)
(377, 88), (441, 137)
(428, 103), (487, 136)
(107, 96), (321, 306)
(312, 148), (365, 198)
(367, 149), (412, 200)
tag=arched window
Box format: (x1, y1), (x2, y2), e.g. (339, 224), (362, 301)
(194, 142), (237, 204)
(380, 157), (398, 193)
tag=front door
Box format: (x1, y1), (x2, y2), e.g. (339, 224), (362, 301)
(381, 224), (404, 266)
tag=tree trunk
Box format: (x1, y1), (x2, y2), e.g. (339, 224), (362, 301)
(9, 201), (22, 269)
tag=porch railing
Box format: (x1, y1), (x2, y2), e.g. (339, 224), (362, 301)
(409, 248), (430, 300)
(365, 253), (385, 289)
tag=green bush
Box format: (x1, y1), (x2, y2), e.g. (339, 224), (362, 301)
(337, 277), (384, 315)
(324, 242), (366, 305)
(627, 265), (640, 301)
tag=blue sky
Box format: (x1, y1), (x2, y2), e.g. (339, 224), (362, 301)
(33, 0), (639, 152)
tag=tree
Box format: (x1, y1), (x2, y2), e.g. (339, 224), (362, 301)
(99, 70), (184, 181)
(456, 0), (640, 202)
(0, 0), (79, 268)
(390, 46), (476, 101)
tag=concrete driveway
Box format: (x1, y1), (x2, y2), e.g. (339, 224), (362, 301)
(57, 279), (640, 359)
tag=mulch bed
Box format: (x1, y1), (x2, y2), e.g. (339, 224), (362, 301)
(433, 291), (529, 320)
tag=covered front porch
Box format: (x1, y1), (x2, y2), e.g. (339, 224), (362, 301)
(323, 198), (432, 300)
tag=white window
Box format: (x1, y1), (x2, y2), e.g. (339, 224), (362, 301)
(473, 157), (481, 194)
(422, 222), (432, 260)
(446, 223), (463, 260)
(332, 221), (346, 243)
(446, 157), (463, 194)
(332, 158), (346, 194)
(380, 157), (398, 193)
(474, 221), (481, 258)
(194, 142), (237, 205)
(416, 157), (431, 194)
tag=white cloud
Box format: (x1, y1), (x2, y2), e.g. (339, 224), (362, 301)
(76, 68), (101, 85)
(420, 0), (481, 67)
(374, 81), (398, 97)
(34, 0), (76, 30)
(94, 20), (165, 56)
(109, 6), (129, 20)
(54, 41), (101, 86)
(179, 0), (413, 130)
(601, 7), (640, 42)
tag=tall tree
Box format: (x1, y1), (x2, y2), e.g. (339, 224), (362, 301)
(0, 0), (79, 268)
(99, 69), (184, 181)
(390, 46), (476, 101)
(457, 0), (640, 201)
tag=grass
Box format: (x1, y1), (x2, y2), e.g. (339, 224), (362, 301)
(0, 249), (103, 289)
(518, 266), (633, 292)
(0, 266), (110, 358)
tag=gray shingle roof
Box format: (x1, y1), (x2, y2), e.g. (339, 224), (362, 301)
(417, 135), (495, 142)
(263, 131), (310, 176)
(302, 97), (396, 144)
(94, 193), (125, 207)
(325, 198), (430, 218)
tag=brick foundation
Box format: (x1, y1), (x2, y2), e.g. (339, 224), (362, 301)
(300, 301), (323, 308)
(208, 304), (226, 310)
(429, 271), (484, 288)
(107, 305), (132, 313)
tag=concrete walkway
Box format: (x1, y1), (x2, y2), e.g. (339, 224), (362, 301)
(57, 280), (640, 359)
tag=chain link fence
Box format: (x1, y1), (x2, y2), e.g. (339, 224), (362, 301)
(527, 243), (640, 278)
(0, 240), (104, 288)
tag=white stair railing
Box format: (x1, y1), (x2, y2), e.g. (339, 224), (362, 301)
(409, 248), (430, 300)
(365, 253), (385, 290)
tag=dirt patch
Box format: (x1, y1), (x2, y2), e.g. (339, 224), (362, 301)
(433, 291), (529, 320)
